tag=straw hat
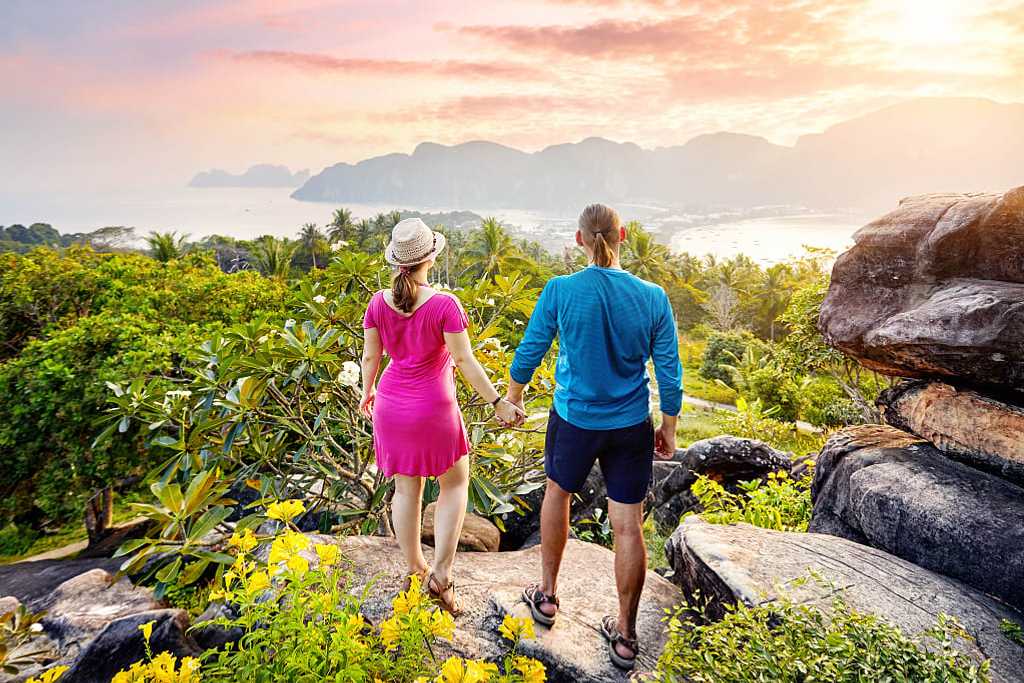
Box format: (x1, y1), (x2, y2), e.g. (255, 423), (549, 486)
(384, 218), (447, 267)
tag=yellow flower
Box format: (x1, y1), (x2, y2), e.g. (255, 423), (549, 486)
(228, 528), (258, 553)
(25, 665), (69, 683)
(178, 656), (201, 681)
(266, 499), (306, 522)
(426, 608), (456, 640)
(380, 616), (402, 651)
(499, 614), (536, 643)
(392, 580), (426, 615)
(513, 656), (546, 683)
(313, 542), (340, 567)
(268, 530), (310, 572)
(138, 620), (155, 643)
(464, 660), (499, 683)
(247, 570), (271, 594)
(285, 552), (309, 577)
(436, 656), (466, 683)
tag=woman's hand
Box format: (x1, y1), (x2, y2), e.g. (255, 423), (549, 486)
(359, 387), (376, 420)
(495, 399), (525, 428)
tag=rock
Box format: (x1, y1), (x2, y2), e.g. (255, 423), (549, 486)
(422, 502), (501, 552)
(61, 609), (201, 683)
(37, 569), (161, 650)
(498, 474), (607, 551)
(191, 601), (243, 651)
(0, 557), (123, 607)
(666, 517), (1024, 683)
(311, 534), (681, 682)
(809, 424), (1024, 611)
(0, 595), (20, 615)
(819, 186), (1024, 392)
(879, 380), (1024, 486)
(650, 436), (792, 530)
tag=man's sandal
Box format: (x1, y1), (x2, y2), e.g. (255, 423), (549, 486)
(522, 583), (559, 626)
(427, 572), (463, 616)
(601, 615), (639, 671)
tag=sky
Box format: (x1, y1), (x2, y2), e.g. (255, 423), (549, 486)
(2, 0), (1023, 194)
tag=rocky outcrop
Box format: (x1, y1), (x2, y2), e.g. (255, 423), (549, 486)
(819, 186), (1024, 392)
(649, 436), (792, 529)
(809, 424), (1024, 611)
(0, 557), (122, 607)
(422, 502), (501, 552)
(61, 609), (200, 683)
(879, 380), (1024, 486)
(666, 517), (1024, 683)
(308, 535), (681, 682)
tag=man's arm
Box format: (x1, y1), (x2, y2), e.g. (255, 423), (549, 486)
(651, 290), (683, 458)
(507, 280), (559, 411)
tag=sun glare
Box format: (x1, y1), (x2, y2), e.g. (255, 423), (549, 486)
(896, 0), (964, 45)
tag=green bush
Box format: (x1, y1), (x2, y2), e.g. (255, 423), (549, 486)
(654, 594), (991, 682)
(713, 397), (826, 456)
(699, 331), (754, 387)
(0, 248), (288, 525)
(746, 364), (803, 422)
(688, 469), (813, 532)
(0, 524), (39, 557)
(800, 376), (861, 427)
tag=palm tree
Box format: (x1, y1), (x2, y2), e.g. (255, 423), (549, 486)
(146, 231), (189, 262)
(756, 263), (794, 340)
(466, 218), (532, 280)
(252, 236), (298, 280)
(299, 223), (327, 269)
(622, 222), (673, 285)
(326, 208), (354, 244)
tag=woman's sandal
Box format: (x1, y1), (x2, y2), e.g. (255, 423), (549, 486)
(600, 615), (639, 671)
(522, 583), (559, 627)
(427, 572), (463, 616)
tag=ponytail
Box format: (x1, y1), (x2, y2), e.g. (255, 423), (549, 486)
(592, 231), (614, 268)
(392, 267), (418, 313)
(578, 203), (621, 267)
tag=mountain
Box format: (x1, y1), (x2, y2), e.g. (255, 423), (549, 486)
(292, 98), (1024, 213)
(189, 164), (310, 188)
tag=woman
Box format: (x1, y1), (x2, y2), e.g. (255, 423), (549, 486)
(359, 217), (522, 614)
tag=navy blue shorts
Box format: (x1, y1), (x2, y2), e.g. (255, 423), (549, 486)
(544, 409), (655, 505)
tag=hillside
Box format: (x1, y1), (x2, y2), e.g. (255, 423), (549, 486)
(292, 98), (1024, 213)
(189, 164), (311, 188)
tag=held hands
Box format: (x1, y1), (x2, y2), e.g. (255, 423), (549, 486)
(494, 398), (526, 428)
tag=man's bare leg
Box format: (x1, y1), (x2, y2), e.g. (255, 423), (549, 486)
(537, 478), (572, 618)
(607, 498), (646, 657)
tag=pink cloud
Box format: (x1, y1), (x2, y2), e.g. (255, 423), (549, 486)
(225, 50), (541, 80)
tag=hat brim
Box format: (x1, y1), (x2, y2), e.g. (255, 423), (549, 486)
(384, 230), (447, 266)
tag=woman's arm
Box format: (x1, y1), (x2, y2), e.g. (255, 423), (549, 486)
(444, 329), (524, 426)
(359, 327), (384, 419)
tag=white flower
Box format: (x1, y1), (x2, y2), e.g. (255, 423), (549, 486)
(337, 360), (360, 387)
(257, 334), (269, 344)
(313, 295), (326, 304)
(485, 298), (495, 306)
(165, 390), (192, 399)
(30, 623), (43, 633)
(284, 319), (296, 329)
(483, 337), (503, 351)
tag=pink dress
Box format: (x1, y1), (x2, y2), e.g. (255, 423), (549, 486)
(363, 291), (471, 477)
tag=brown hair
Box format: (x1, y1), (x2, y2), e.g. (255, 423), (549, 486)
(392, 266), (419, 313)
(578, 203), (621, 268)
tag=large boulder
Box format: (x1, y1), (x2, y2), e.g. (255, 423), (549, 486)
(666, 517), (1024, 683)
(650, 436), (792, 530)
(422, 502), (501, 552)
(879, 379), (1024, 486)
(809, 424), (1024, 611)
(312, 534), (681, 682)
(0, 557), (122, 607)
(61, 609), (200, 683)
(498, 471), (607, 550)
(819, 186), (1024, 392)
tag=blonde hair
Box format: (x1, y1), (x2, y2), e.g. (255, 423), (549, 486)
(578, 203), (621, 268)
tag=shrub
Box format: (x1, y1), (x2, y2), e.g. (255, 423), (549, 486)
(746, 364), (803, 423)
(714, 397), (826, 456)
(799, 376), (861, 427)
(688, 469), (813, 532)
(653, 594), (990, 682)
(699, 331), (754, 387)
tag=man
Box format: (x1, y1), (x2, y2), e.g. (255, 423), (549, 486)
(506, 203), (682, 671)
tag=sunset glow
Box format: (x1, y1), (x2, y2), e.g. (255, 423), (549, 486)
(2, 0), (1022, 194)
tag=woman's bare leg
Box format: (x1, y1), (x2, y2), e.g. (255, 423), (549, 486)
(392, 474), (429, 579)
(430, 455), (470, 587)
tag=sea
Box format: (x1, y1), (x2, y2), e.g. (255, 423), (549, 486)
(1, 187), (867, 265)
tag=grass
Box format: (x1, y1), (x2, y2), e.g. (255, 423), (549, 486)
(676, 405), (728, 447)
(644, 517), (672, 571)
(0, 491), (148, 565)
(683, 371), (738, 406)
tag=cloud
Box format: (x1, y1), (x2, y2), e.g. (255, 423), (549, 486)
(224, 50), (541, 80)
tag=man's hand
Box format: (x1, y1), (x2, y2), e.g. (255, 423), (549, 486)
(495, 399), (526, 428)
(654, 414), (677, 460)
(504, 378), (527, 427)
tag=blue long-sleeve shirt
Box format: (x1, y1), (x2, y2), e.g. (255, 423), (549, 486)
(510, 265), (683, 430)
